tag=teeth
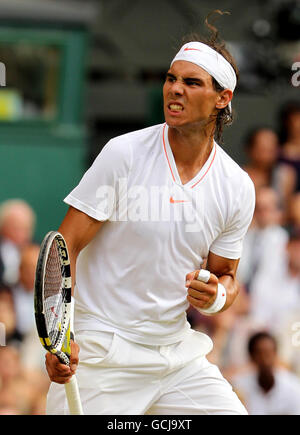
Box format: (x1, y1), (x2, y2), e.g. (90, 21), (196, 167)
(170, 104), (183, 111)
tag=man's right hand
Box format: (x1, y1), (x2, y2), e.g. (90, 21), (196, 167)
(45, 340), (80, 384)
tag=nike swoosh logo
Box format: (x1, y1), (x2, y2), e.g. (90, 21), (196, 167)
(170, 196), (190, 204)
(184, 47), (202, 52)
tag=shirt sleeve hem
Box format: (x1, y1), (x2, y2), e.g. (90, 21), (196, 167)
(64, 194), (108, 222)
(209, 246), (241, 260)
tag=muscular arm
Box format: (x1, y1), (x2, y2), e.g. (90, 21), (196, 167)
(186, 251), (240, 314)
(58, 206), (105, 293)
(46, 206), (105, 383)
(206, 251), (240, 312)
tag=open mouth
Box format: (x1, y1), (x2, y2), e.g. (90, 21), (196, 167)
(168, 103), (184, 111)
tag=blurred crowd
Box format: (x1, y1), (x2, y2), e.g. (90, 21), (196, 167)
(1, 100), (300, 415)
(188, 99), (300, 415)
(0, 199), (49, 414)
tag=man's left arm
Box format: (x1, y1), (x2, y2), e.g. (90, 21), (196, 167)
(186, 174), (255, 314)
(186, 251), (240, 314)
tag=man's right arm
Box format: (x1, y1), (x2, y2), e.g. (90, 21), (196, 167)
(58, 206), (105, 290)
(45, 205), (105, 384)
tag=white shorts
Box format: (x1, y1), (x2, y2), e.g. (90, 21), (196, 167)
(46, 329), (247, 415)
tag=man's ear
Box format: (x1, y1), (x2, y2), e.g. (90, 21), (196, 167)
(216, 89), (233, 110)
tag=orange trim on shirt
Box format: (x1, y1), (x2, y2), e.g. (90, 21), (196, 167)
(162, 123), (176, 182)
(163, 123), (216, 188)
(191, 144), (217, 189)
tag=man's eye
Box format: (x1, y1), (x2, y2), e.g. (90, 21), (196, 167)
(186, 80), (200, 86)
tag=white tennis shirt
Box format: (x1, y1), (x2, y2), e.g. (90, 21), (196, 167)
(64, 123), (255, 346)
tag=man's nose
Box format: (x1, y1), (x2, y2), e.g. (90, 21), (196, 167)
(170, 80), (184, 95)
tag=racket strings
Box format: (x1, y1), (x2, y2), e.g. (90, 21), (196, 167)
(44, 240), (68, 347)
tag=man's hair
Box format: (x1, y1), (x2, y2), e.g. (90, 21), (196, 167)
(181, 10), (239, 143)
(0, 199), (36, 230)
(248, 331), (277, 357)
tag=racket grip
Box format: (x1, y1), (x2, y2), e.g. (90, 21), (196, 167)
(64, 375), (84, 415)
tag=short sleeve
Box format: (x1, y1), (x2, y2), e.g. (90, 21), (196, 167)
(64, 138), (131, 221)
(209, 175), (255, 259)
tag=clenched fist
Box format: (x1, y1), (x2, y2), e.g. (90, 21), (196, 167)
(45, 340), (80, 384)
(185, 269), (219, 311)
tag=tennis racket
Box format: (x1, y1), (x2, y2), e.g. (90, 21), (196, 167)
(34, 231), (83, 415)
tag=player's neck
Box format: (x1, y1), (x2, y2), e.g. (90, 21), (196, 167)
(168, 123), (215, 167)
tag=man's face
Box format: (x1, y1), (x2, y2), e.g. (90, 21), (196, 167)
(249, 130), (279, 167)
(254, 188), (281, 228)
(163, 60), (220, 130)
(251, 338), (277, 370)
(1, 206), (34, 247)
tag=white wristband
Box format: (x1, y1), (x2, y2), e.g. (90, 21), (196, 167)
(198, 283), (227, 315)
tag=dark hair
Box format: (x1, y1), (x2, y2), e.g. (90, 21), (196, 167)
(181, 10), (239, 143)
(248, 332), (277, 357)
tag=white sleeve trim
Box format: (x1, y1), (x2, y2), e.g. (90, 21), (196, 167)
(64, 194), (109, 222)
(209, 245), (241, 260)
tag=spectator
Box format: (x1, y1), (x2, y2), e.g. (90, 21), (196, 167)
(279, 101), (300, 193)
(0, 386), (22, 415)
(0, 345), (49, 415)
(0, 366), (49, 415)
(237, 186), (289, 292)
(232, 332), (300, 415)
(0, 377), (36, 415)
(247, 225), (300, 334)
(189, 187), (290, 375)
(0, 289), (17, 344)
(273, 227), (300, 378)
(276, 311), (300, 380)
(0, 346), (21, 389)
(14, 244), (48, 371)
(243, 127), (296, 221)
(11, 244), (40, 343)
(225, 224), (300, 376)
(0, 199), (36, 287)
(222, 187), (291, 373)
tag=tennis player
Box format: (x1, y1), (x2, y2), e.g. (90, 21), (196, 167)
(45, 28), (255, 415)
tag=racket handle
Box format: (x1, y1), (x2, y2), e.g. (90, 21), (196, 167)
(64, 375), (84, 415)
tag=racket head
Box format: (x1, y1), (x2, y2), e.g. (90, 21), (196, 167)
(34, 231), (72, 365)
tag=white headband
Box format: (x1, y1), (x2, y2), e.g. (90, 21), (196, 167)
(171, 42), (236, 112)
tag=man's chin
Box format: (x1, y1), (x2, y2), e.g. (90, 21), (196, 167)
(165, 117), (211, 131)
(164, 117), (187, 129)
